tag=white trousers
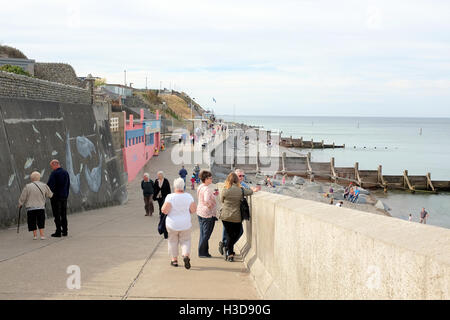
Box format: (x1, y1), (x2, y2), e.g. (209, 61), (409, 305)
(167, 227), (191, 258)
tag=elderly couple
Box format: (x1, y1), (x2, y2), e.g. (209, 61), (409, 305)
(18, 160), (70, 240)
(160, 168), (260, 269)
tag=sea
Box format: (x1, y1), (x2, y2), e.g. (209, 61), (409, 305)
(219, 115), (450, 229)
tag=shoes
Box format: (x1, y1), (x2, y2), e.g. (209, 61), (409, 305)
(62, 233), (68, 237)
(199, 254), (212, 258)
(183, 256), (191, 269)
(218, 241), (224, 255)
(170, 260), (178, 267)
(145, 213), (149, 216)
(51, 233), (61, 238)
(33, 236), (37, 240)
(227, 255), (234, 262)
(40, 236), (46, 240)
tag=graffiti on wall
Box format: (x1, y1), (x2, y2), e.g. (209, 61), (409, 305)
(66, 132), (102, 193)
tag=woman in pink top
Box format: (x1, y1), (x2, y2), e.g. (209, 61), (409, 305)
(196, 170), (218, 258)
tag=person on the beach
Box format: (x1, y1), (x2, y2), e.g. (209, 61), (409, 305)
(419, 208), (429, 224)
(162, 178), (196, 269)
(194, 164), (201, 184)
(282, 174), (287, 185)
(352, 188), (360, 203)
(219, 173), (254, 262)
(343, 186), (350, 199)
(141, 173), (154, 216)
(18, 171), (53, 240)
(190, 173), (196, 190)
(47, 159), (70, 237)
(408, 214), (413, 222)
(336, 201), (344, 207)
(347, 187), (355, 202)
(196, 170), (217, 258)
(153, 171), (171, 215)
(179, 165), (188, 191)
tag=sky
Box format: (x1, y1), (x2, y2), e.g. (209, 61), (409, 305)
(1, 0), (450, 117)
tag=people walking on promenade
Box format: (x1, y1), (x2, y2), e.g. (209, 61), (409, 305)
(141, 173), (154, 216)
(419, 208), (429, 224)
(194, 164), (201, 184)
(18, 171), (53, 240)
(218, 169), (260, 256)
(161, 178), (197, 269)
(179, 165), (188, 191)
(190, 173), (196, 190)
(47, 159), (70, 237)
(196, 170), (217, 258)
(153, 171), (171, 215)
(219, 172), (255, 262)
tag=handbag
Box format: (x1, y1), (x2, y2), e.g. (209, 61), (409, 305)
(240, 187), (250, 221)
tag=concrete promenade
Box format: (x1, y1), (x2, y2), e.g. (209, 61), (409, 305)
(0, 142), (260, 300)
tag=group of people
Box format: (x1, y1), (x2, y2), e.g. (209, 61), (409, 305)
(141, 167), (260, 269)
(18, 159), (70, 239)
(343, 183), (360, 203)
(409, 208), (430, 224)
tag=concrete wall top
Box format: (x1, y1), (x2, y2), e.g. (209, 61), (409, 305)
(242, 191), (450, 299)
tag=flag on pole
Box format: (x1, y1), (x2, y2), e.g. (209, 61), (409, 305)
(212, 97), (216, 103)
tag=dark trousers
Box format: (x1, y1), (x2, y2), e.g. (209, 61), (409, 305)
(222, 221), (242, 256)
(156, 197), (165, 215)
(27, 209), (46, 232)
(222, 223), (243, 246)
(198, 216), (216, 256)
(51, 198), (68, 234)
(144, 195), (154, 215)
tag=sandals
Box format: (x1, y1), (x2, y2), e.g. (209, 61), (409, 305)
(170, 260), (178, 267)
(183, 256), (191, 270)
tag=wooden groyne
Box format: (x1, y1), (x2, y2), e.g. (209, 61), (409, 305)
(280, 136), (344, 149)
(275, 153), (449, 193)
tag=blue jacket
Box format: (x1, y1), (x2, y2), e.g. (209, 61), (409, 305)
(47, 167), (70, 199)
(179, 168), (188, 178)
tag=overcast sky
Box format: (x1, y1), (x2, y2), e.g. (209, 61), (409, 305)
(2, 0), (450, 117)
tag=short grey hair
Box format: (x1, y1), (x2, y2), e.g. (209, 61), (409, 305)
(235, 168), (244, 175)
(173, 177), (185, 191)
(30, 171), (41, 182)
(143, 173), (150, 178)
(157, 171), (164, 177)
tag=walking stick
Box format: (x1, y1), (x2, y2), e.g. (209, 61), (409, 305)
(17, 206), (21, 233)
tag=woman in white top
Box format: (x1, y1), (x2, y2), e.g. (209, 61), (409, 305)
(162, 178), (197, 269)
(18, 171), (53, 240)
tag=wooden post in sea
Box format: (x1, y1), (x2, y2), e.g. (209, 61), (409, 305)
(300, 137), (303, 147)
(403, 170), (415, 193)
(426, 172), (435, 192)
(321, 140), (324, 148)
(354, 162), (361, 186)
(330, 157), (337, 182)
(332, 142), (335, 149)
(256, 151), (260, 173)
(310, 138), (313, 149)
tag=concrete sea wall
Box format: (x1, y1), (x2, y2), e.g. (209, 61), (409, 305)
(0, 97), (127, 228)
(237, 192), (450, 299)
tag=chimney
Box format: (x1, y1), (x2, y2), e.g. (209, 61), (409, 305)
(156, 110), (159, 120)
(140, 108), (144, 123)
(129, 114), (134, 128)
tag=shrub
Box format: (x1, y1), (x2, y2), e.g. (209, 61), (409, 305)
(0, 64), (32, 77)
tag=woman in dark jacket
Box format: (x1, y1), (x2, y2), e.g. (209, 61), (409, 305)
(153, 171), (171, 215)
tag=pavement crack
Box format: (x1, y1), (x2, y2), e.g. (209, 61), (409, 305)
(121, 236), (165, 300)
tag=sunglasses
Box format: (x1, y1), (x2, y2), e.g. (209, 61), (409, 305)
(238, 175), (245, 178)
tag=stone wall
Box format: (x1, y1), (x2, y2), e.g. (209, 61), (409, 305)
(237, 192), (450, 299)
(0, 71), (90, 104)
(0, 96), (128, 228)
(34, 63), (82, 87)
